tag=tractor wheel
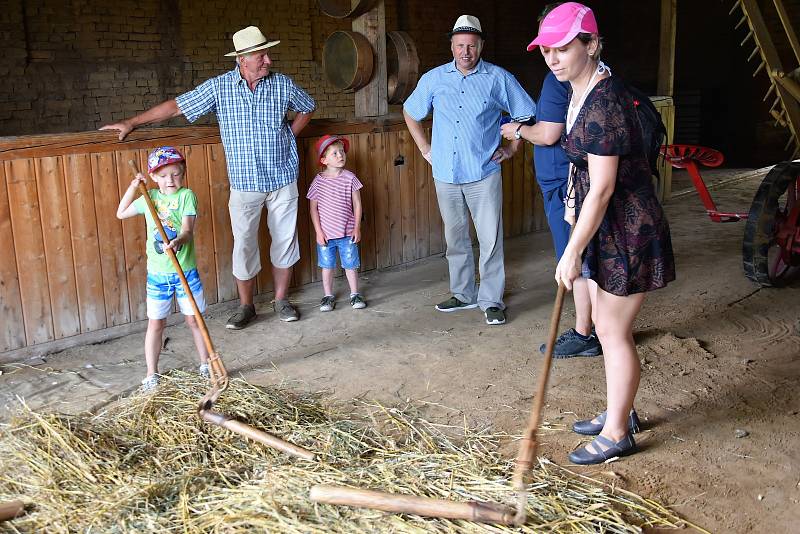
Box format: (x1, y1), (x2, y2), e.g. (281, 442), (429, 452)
(742, 161), (800, 286)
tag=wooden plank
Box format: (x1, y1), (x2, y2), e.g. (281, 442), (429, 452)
(523, 146), (534, 234)
(657, 0), (677, 96)
(397, 130), (417, 263)
(370, 132), (392, 268)
(511, 147), (524, 237)
(183, 145), (219, 305)
(0, 163), (25, 351)
(207, 144), (236, 302)
(294, 138), (315, 287)
(387, 130), (404, 266)
(352, 0), (388, 117)
(63, 153), (107, 333)
(412, 138), (430, 259)
(91, 152), (130, 326)
(427, 127), (444, 255)
(35, 156), (81, 339)
(350, 133), (377, 272)
(115, 149), (148, 322)
(6, 159), (54, 345)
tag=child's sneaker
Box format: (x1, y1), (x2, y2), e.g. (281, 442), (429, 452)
(319, 295), (336, 312)
(350, 293), (367, 309)
(198, 363), (210, 379)
(140, 374), (159, 392)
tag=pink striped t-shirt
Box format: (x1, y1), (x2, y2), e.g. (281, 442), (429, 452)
(306, 169), (364, 239)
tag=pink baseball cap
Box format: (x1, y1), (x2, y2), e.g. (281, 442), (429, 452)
(526, 2), (598, 52)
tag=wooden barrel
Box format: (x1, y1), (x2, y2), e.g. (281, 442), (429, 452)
(323, 30), (374, 91)
(317, 0), (378, 19)
(386, 31), (419, 104)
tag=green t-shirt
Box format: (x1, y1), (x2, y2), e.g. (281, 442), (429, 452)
(133, 188), (198, 274)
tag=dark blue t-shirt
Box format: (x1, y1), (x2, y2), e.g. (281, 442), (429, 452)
(533, 72), (570, 192)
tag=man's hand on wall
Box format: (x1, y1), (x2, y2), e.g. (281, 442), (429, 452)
(100, 120), (134, 141)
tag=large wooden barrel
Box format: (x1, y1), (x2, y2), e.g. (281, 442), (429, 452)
(386, 31), (419, 104)
(323, 31), (374, 91)
(317, 0), (378, 18)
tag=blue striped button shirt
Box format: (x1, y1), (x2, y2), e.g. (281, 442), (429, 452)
(176, 67), (316, 192)
(404, 59), (536, 184)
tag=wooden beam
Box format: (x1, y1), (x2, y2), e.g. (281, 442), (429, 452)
(353, 0), (388, 117)
(772, 0), (800, 66)
(657, 0), (677, 96)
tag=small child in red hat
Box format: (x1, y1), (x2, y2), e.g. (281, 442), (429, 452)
(116, 146), (209, 391)
(307, 135), (366, 311)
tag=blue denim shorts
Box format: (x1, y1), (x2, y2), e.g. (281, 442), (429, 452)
(317, 237), (360, 270)
(146, 268), (206, 319)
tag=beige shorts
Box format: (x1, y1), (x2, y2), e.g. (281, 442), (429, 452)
(229, 182), (300, 280)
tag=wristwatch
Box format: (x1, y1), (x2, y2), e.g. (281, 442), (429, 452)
(514, 123), (523, 140)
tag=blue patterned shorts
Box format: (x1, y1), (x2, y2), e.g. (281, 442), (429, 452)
(146, 268), (206, 319)
(317, 237), (360, 270)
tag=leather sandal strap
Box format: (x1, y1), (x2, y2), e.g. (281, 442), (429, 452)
(592, 434), (616, 450)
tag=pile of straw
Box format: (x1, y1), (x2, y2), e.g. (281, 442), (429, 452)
(0, 372), (700, 533)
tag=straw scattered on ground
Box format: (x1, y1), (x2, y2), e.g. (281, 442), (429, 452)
(0, 372), (707, 533)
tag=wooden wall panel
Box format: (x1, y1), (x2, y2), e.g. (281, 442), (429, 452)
(64, 153), (106, 333)
(91, 152), (130, 326)
(370, 133), (391, 268)
(36, 156), (81, 339)
(183, 145), (219, 305)
(0, 163), (25, 351)
(6, 159), (54, 345)
(207, 144), (235, 302)
(116, 149), (148, 322)
(350, 133), (376, 272)
(2, 111), (630, 356)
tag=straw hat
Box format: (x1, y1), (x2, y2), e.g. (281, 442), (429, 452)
(224, 26), (280, 57)
(448, 15), (483, 38)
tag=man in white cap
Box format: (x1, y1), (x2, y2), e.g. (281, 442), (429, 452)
(404, 15), (536, 326)
(102, 26), (316, 329)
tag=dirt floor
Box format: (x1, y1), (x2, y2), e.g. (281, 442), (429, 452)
(1, 168), (798, 533)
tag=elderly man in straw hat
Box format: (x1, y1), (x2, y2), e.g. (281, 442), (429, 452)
(404, 15), (536, 326)
(102, 26), (316, 329)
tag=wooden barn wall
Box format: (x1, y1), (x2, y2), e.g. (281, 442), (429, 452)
(0, 120), (545, 357)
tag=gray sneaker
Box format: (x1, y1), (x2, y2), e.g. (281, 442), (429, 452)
(350, 293), (367, 309)
(484, 307), (506, 325)
(319, 295), (335, 312)
(539, 328), (602, 358)
(226, 304), (256, 330)
(435, 296), (478, 312)
(273, 299), (299, 322)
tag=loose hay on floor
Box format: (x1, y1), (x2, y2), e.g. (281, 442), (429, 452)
(0, 372), (705, 533)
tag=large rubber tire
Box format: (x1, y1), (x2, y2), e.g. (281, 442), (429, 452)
(742, 161), (800, 286)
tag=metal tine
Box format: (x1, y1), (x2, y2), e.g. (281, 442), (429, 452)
(728, 0), (742, 16)
(740, 30), (754, 47)
(753, 60), (766, 77)
(769, 96), (780, 113)
(735, 15), (748, 29)
(763, 83), (776, 102)
(747, 47), (760, 61)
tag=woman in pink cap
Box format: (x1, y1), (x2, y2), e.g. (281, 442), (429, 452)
(527, 2), (675, 465)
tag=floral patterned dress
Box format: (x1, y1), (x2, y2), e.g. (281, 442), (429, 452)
(563, 76), (675, 296)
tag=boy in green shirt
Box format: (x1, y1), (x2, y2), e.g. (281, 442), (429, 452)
(117, 146), (209, 391)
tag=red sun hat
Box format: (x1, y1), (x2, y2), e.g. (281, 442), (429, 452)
(315, 134), (350, 166)
(147, 146), (185, 173)
(526, 2), (598, 52)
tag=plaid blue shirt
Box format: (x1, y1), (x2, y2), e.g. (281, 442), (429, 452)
(404, 59), (536, 184)
(176, 67), (316, 192)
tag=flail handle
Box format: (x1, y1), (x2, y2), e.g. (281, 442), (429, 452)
(310, 485), (515, 525)
(0, 500), (24, 522)
(199, 409), (315, 461)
